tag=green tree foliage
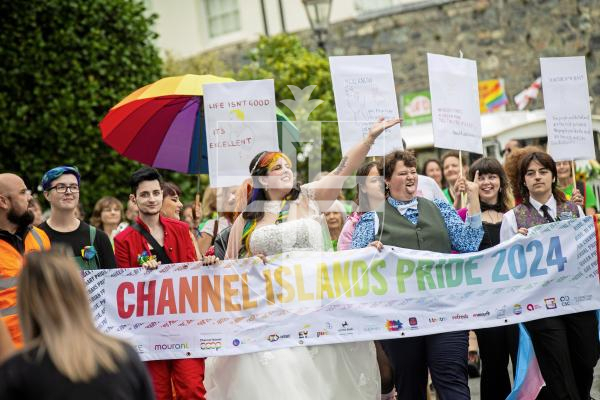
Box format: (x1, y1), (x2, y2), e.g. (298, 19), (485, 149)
(235, 34), (341, 182)
(0, 0), (162, 211)
(163, 50), (233, 78)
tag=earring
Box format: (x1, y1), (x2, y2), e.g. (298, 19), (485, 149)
(385, 183), (389, 190)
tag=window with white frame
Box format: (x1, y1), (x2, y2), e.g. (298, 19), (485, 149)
(206, 0), (240, 38)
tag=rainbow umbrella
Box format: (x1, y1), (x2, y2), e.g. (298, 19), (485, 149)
(99, 74), (299, 174)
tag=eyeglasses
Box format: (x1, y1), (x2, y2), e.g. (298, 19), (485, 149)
(47, 184), (80, 193)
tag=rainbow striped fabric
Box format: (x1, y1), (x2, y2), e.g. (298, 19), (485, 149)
(479, 79), (509, 113)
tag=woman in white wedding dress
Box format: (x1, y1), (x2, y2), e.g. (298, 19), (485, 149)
(204, 117), (401, 400)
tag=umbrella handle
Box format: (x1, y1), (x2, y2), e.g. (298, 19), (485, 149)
(195, 193), (203, 224)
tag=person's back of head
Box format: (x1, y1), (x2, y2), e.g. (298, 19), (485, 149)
(19, 247), (127, 382)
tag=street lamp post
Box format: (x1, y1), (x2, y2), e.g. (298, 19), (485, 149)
(302, 0), (332, 52)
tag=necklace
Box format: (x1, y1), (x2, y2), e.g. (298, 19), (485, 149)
(482, 209), (503, 224)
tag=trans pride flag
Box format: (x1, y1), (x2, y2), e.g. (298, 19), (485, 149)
(508, 313), (600, 399)
(506, 324), (545, 399)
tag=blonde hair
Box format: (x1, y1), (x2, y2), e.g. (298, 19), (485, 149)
(201, 187), (217, 218)
(19, 247), (127, 382)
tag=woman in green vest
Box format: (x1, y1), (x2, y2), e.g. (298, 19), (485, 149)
(352, 150), (484, 400)
(500, 151), (598, 399)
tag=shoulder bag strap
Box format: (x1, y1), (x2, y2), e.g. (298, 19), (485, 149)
(131, 222), (172, 265)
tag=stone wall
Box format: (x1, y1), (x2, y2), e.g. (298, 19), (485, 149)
(205, 0), (600, 113)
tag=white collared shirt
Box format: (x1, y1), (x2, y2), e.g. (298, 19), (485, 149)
(500, 196), (584, 242)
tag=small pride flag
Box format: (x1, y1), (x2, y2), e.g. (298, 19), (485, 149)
(506, 324), (545, 399)
(479, 79), (509, 113)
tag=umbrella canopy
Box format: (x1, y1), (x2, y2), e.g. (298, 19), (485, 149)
(99, 74), (299, 174)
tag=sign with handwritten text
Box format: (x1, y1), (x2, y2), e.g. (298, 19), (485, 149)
(203, 79), (279, 186)
(541, 57), (595, 161)
(428, 53), (483, 154)
(330, 55), (402, 156)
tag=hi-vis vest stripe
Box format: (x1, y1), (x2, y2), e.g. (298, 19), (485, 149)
(0, 227), (49, 334)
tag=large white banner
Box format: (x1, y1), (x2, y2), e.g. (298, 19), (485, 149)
(541, 56), (595, 161)
(329, 55), (402, 156)
(428, 53), (483, 154)
(203, 79), (279, 187)
(86, 217), (600, 361)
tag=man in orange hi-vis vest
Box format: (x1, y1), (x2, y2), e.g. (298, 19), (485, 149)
(0, 173), (50, 346)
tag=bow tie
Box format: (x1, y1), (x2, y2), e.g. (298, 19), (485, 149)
(395, 199), (418, 215)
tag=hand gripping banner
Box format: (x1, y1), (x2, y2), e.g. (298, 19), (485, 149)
(85, 217), (600, 361)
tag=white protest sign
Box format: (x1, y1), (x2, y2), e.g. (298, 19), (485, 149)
(329, 55), (402, 156)
(540, 57), (595, 161)
(427, 53), (483, 154)
(203, 79), (279, 187)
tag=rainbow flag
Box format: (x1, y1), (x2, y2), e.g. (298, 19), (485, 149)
(479, 79), (509, 113)
(507, 324), (545, 399)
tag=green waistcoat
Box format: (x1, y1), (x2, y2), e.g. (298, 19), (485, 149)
(376, 197), (452, 253)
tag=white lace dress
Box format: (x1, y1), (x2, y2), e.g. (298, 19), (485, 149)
(204, 188), (380, 400)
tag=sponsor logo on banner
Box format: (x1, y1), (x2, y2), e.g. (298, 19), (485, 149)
(560, 296), (571, 306)
(452, 314), (468, 320)
(386, 320), (403, 331)
(298, 330), (309, 339)
(496, 306), (506, 319)
(317, 330), (328, 338)
(526, 304), (541, 311)
(232, 339), (241, 346)
(513, 304), (522, 315)
(154, 342), (190, 351)
(338, 320), (354, 336)
(472, 311), (490, 318)
(428, 316), (447, 324)
(408, 317), (418, 329)
(199, 340), (222, 350)
(267, 334), (291, 342)
(574, 295), (592, 304)
(545, 297), (557, 309)
(136, 344), (145, 354)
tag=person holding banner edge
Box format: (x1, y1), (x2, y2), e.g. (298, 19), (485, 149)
(499, 151), (600, 400)
(203, 117), (401, 400)
(352, 150), (484, 399)
(457, 157), (519, 400)
(114, 167), (217, 400)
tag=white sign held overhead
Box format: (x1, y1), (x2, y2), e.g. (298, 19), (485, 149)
(329, 55), (402, 156)
(203, 79), (279, 187)
(427, 53), (483, 154)
(540, 56), (595, 161)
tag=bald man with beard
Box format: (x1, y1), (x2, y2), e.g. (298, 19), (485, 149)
(0, 174), (50, 346)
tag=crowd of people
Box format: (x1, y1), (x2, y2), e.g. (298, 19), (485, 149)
(0, 123), (599, 399)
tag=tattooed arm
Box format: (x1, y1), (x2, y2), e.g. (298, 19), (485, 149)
(310, 117), (401, 206)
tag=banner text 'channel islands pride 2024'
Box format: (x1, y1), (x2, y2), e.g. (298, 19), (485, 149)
(85, 217), (600, 361)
